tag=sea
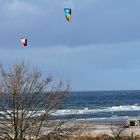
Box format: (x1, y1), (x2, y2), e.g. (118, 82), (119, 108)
(51, 90), (140, 125)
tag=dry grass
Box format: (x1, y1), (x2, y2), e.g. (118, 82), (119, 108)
(37, 134), (140, 140)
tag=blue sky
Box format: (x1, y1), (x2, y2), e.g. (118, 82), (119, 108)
(0, 0), (140, 91)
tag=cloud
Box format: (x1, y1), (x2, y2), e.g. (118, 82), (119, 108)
(0, 0), (140, 90)
(0, 40), (140, 90)
(2, 0), (43, 17)
(0, 0), (140, 48)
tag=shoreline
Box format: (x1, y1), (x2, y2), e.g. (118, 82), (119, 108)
(40, 122), (140, 138)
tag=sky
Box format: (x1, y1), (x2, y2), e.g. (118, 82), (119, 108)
(0, 0), (140, 91)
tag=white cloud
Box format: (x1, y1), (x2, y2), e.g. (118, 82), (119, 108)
(2, 0), (43, 17)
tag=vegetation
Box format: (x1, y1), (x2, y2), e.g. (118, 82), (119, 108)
(0, 61), (139, 140)
(0, 61), (76, 140)
(37, 134), (140, 140)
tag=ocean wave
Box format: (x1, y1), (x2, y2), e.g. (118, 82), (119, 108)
(0, 105), (139, 118)
(51, 105), (140, 116)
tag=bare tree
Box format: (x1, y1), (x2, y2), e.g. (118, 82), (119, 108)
(0, 61), (71, 140)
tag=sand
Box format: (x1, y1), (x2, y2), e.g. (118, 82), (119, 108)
(78, 124), (140, 136)
(40, 123), (140, 138)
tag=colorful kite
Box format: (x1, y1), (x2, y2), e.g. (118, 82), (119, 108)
(20, 38), (28, 47)
(64, 8), (71, 22)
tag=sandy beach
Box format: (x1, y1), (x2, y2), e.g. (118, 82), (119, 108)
(66, 124), (140, 140)
(83, 124), (140, 136)
(40, 123), (140, 138)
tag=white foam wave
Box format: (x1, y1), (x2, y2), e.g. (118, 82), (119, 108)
(51, 105), (140, 116)
(0, 105), (139, 118)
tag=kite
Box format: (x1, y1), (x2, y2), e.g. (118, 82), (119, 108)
(64, 8), (71, 22)
(20, 38), (28, 47)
